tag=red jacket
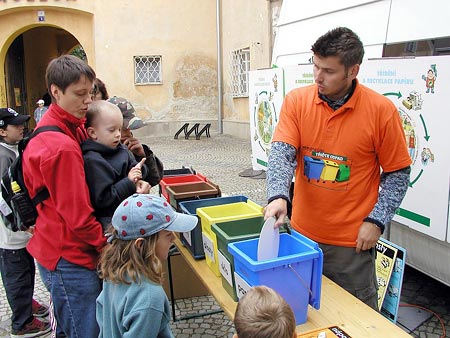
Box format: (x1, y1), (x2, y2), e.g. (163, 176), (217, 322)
(23, 104), (106, 270)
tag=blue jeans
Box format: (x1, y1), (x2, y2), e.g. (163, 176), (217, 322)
(0, 248), (35, 330)
(37, 259), (101, 338)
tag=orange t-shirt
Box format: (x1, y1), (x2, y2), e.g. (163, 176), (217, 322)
(272, 80), (411, 247)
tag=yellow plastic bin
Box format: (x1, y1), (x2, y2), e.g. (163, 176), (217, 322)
(196, 200), (263, 276)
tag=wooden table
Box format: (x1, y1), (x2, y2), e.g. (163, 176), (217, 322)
(174, 238), (412, 337)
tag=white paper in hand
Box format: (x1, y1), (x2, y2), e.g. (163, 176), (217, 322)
(257, 216), (279, 261)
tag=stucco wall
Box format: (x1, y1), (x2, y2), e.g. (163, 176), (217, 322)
(220, 0), (273, 125)
(0, 0), (280, 139)
(92, 0), (217, 124)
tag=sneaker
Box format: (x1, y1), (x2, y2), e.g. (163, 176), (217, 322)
(11, 317), (51, 338)
(32, 299), (49, 318)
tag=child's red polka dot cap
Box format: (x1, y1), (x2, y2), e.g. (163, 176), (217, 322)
(109, 194), (198, 242)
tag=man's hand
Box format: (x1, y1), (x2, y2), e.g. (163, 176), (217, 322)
(356, 221), (381, 253)
(136, 180), (151, 194)
(128, 158), (146, 182)
(122, 136), (145, 157)
(263, 198), (287, 228)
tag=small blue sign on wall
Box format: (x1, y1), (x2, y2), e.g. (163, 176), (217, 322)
(38, 10), (45, 22)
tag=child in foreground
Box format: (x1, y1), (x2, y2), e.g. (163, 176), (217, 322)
(233, 285), (297, 338)
(96, 194), (198, 338)
(82, 100), (151, 230)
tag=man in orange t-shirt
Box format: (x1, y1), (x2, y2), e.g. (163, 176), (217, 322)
(265, 27), (411, 310)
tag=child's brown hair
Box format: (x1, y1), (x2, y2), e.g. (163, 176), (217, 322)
(234, 286), (296, 338)
(97, 228), (163, 285)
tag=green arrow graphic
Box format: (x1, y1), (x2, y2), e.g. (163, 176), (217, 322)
(383, 92), (402, 99)
(419, 114), (430, 141)
(409, 169), (424, 187)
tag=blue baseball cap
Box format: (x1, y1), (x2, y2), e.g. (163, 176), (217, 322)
(109, 194), (197, 242)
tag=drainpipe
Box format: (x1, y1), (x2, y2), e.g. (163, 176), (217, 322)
(216, 0), (223, 134)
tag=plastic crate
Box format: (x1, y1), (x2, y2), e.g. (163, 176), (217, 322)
(228, 230), (323, 324)
(212, 216), (289, 301)
(165, 181), (221, 211)
(178, 195), (249, 260)
(212, 218), (288, 301)
(196, 201), (263, 276)
(163, 167), (195, 177)
(159, 173), (207, 201)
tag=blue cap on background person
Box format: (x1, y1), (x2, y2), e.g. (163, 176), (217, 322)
(109, 194), (198, 242)
(107, 96), (145, 130)
(0, 107), (30, 127)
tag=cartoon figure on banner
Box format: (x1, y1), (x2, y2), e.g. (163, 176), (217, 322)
(422, 64), (437, 93)
(421, 147), (435, 166)
(407, 130), (416, 160)
(272, 74), (278, 92)
(398, 107), (418, 165)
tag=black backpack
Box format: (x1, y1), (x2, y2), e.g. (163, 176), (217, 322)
(1, 126), (64, 231)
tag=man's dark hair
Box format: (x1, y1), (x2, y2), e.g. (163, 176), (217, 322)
(46, 55), (96, 102)
(311, 27), (364, 69)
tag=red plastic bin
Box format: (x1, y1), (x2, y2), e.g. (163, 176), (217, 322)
(159, 173), (207, 201)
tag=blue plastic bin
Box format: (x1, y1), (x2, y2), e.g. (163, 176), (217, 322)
(228, 230), (323, 324)
(178, 196), (248, 259)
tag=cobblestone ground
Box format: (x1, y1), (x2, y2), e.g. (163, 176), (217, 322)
(1, 134), (449, 337)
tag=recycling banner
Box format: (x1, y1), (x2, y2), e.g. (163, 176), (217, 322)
(359, 56), (450, 241)
(248, 68), (284, 170)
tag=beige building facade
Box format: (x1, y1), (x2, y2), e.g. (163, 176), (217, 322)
(0, 0), (281, 138)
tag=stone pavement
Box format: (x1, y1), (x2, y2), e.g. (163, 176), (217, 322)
(1, 134), (449, 337)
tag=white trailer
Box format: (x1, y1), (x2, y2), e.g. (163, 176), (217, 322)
(253, 0), (450, 285)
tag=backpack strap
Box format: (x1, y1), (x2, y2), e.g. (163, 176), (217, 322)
(19, 125), (65, 153)
(23, 125), (66, 205)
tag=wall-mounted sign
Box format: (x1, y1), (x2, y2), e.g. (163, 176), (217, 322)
(37, 10), (45, 22)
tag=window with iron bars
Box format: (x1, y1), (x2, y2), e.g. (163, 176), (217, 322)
(230, 47), (250, 97)
(134, 55), (162, 85)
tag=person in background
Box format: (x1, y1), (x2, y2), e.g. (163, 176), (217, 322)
(264, 27), (411, 310)
(0, 107), (50, 338)
(233, 286), (296, 338)
(92, 78), (109, 101)
(96, 194), (198, 338)
(22, 55), (106, 338)
(33, 99), (47, 125)
(108, 96), (163, 187)
(81, 100), (151, 230)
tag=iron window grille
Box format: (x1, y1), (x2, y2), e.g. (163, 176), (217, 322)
(134, 55), (162, 84)
(230, 47), (250, 97)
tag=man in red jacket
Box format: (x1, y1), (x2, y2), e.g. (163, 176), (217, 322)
(23, 55), (106, 338)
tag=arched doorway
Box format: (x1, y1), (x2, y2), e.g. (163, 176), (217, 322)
(4, 26), (86, 128)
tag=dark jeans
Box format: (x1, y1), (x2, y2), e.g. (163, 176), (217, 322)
(319, 243), (378, 310)
(0, 247), (35, 330)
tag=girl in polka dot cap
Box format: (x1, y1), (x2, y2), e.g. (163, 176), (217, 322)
(96, 194), (197, 338)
